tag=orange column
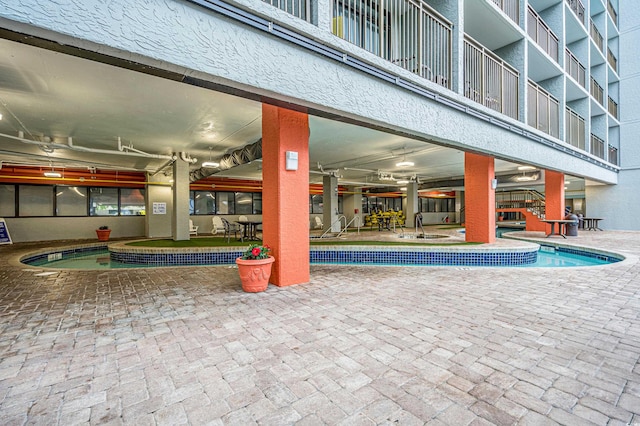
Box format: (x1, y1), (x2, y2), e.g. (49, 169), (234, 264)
(262, 104), (310, 286)
(464, 152), (496, 243)
(545, 170), (565, 221)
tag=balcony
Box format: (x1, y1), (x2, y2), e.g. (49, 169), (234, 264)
(527, 6), (559, 62)
(331, 0), (452, 89)
(262, 0), (311, 21)
(608, 96), (619, 119)
(489, 0), (519, 24)
(590, 77), (604, 106)
(590, 134), (605, 160)
(607, 47), (618, 72)
(608, 1), (618, 27)
(590, 19), (604, 53)
(527, 80), (559, 138)
(608, 145), (618, 165)
(565, 107), (586, 150)
(463, 36), (519, 120)
(565, 0), (585, 26)
(565, 49), (585, 88)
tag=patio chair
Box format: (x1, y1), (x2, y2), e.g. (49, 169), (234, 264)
(221, 217), (241, 243)
(211, 216), (225, 235)
(189, 219), (198, 236)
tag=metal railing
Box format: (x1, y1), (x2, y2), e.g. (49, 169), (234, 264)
(608, 145), (618, 165)
(607, 1), (618, 26)
(608, 96), (619, 119)
(590, 134), (605, 160)
(565, 107), (586, 150)
(496, 190), (546, 219)
(590, 19), (604, 52)
(463, 36), (519, 120)
(527, 6), (559, 62)
(590, 77), (604, 106)
(262, 0), (311, 21)
(607, 47), (618, 72)
(565, 0), (585, 26)
(331, 0), (452, 89)
(527, 80), (559, 138)
(565, 48), (585, 88)
(490, 0), (519, 24)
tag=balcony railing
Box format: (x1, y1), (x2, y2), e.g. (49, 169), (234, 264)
(608, 96), (619, 119)
(565, 107), (586, 150)
(527, 6), (559, 62)
(590, 19), (604, 52)
(565, 0), (585, 26)
(527, 80), (559, 138)
(262, 0), (311, 21)
(490, 0), (519, 24)
(590, 77), (604, 106)
(331, 0), (452, 89)
(607, 47), (618, 71)
(463, 36), (519, 120)
(608, 145), (618, 165)
(607, 1), (618, 27)
(565, 49), (585, 88)
(590, 134), (605, 159)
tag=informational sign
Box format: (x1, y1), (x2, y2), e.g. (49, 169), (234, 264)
(152, 202), (167, 215)
(0, 218), (12, 245)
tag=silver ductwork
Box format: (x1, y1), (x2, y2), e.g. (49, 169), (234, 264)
(190, 138), (262, 182)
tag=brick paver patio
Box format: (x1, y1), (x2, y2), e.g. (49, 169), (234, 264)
(0, 231), (639, 425)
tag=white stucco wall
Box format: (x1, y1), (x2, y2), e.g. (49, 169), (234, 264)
(4, 216), (145, 242)
(0, 0), (617, 185)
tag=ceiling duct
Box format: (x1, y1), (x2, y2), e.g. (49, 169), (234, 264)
(190, 138), (262, 182)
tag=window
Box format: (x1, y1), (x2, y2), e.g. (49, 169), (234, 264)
(90, 187), (119, 216)
(0, 185), (16, 217)
(310, 194), (323, 214)
(252, 193), (262, 214)
(120, 189), (145, 215)
(19, 185), (53, 216)
(420, 197), (455, 212)
(216, 192), (235, 215)
(235, 192), (253, 215)
(56, 186), (87, 216)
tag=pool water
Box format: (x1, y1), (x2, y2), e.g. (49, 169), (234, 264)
(26, 247), (615, 269)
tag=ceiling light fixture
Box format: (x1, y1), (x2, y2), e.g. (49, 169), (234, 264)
(396, 179), (409, 185)
(517, 165), (536, 171)
(0, 113), (3, 120)
(395, 147), (414, 168)
(44, 171), (61, 178)
(202, 146), (219, 168)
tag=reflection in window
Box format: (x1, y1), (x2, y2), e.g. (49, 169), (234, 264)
(19, 185), (53, 217)
(0, 185), (16, 217)
(216, 192), (235, 215)
(56, 186), (87, 216)
(194, 191), (216, 215)
(90, 187), (119, 216)
(310, 194), (323, 214)
(235, 192), (253, 215)
(252, 193), (262, 214)
(120, 188), (145, 215)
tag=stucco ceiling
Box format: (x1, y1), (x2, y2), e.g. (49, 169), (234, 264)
(0, 36), (555, 190)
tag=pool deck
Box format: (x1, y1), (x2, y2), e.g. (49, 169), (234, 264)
(0, 230), (639, 424)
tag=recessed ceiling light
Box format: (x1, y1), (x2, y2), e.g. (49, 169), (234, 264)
(0, 113), (3, 120)
(396, 179), (409, 184)
(400, 187), (407, 191)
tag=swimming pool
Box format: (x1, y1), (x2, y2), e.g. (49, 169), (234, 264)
(23, 245), (619, 269)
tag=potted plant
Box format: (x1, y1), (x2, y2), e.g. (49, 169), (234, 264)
(235, 243), (274, 292)
(96, 225), (111, 241)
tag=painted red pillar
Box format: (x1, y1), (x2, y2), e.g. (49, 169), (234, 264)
(545, 170), (565, 221)
(464, 152), (496, 243)
(262, 104), (310, 286)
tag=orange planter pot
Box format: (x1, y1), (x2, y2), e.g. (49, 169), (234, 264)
(235, 256), (275, 293)
(96, 229), (111, 241)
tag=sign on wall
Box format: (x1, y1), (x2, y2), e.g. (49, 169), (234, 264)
(0, 218), (12, 245)
(152, 202), (167, 215)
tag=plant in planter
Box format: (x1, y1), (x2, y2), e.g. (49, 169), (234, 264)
(235, 243), (274, 293)
(96, 225), (111, 241)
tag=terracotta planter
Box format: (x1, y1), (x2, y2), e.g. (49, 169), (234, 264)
(96, 229), (111, 241)
(235, 256), (275, 293)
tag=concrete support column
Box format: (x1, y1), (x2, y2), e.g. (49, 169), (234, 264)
(406, 182), (419, 228)
(545, 170), (565, 220)
(145, 173), (173, 238)
(464, 152), (496, 243)
(262, 104), (310, 287)
(342, 186), (362, 229)
(172, 154), (190, 241)
(323, 175), (339, 232)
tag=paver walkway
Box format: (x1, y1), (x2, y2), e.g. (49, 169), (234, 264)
(0, 231), (639, 425)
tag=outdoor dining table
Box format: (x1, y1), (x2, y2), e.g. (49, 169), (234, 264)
(541, 219), (576, 238)
(236, 220), (262, 241)
(581, 217), (603, 231)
